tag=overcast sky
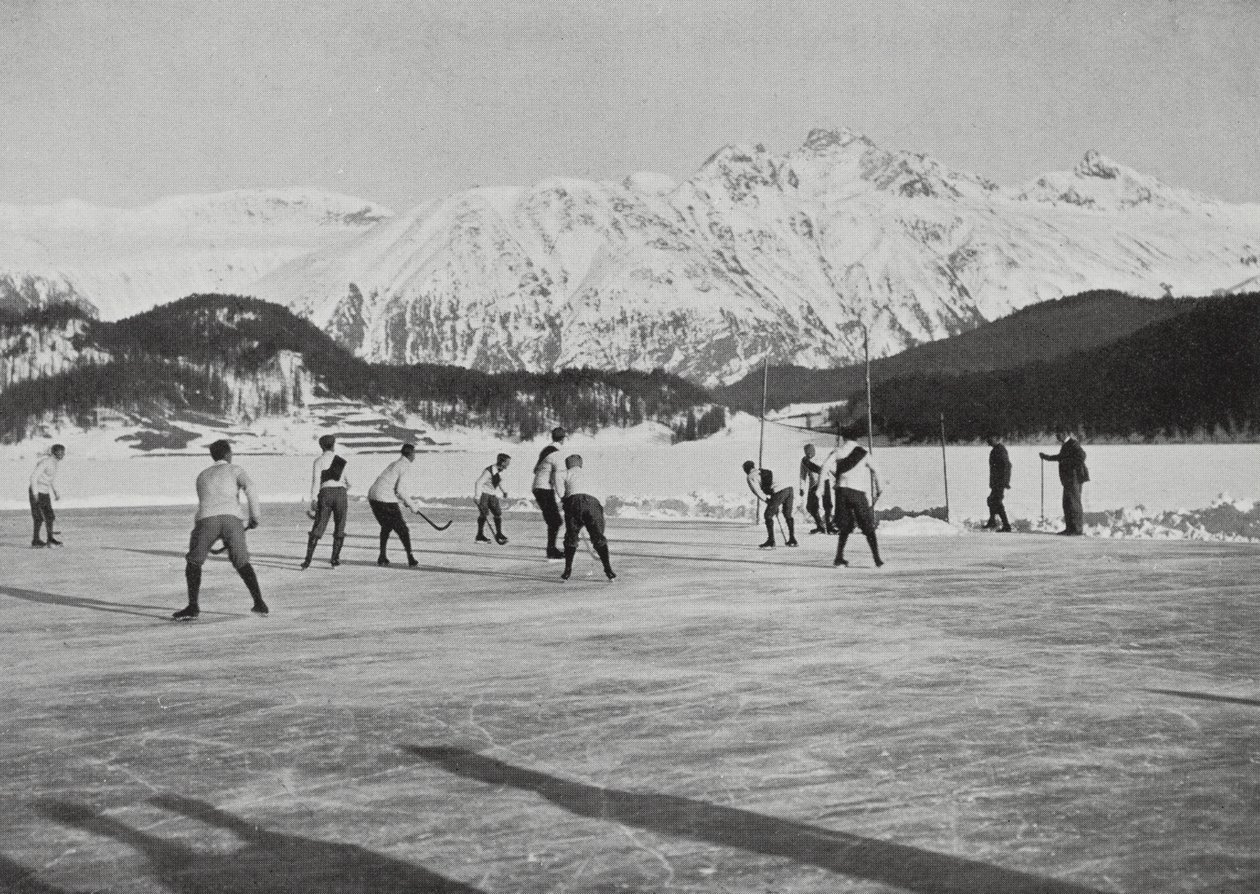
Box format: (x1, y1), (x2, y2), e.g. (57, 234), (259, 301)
(2, 0), (1257, 210)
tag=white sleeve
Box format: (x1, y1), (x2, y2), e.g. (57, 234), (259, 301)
(473, 467), (489, 499)
(310, 457), (322, 502)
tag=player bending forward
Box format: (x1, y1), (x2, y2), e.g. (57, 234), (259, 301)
(368, 444), (423, 567)
(560, 454), (616, 581)
(742, 460), (798, 549)
(818, 427), (884, 568)
(474, 453), (512, 545)
(174, 440), (267, 620)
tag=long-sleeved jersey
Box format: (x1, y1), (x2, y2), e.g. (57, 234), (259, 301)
(368, 457), (416, 507)
(310, 451), (349, 501)
(819, 441), (880, 492)
(29, 455), (60, 496)
(532, 445), (564, 491)
(195, 460), (260, 523)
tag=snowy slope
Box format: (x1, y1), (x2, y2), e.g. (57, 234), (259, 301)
(0, 190), (391, 320)
(252, 129), (1260, 385)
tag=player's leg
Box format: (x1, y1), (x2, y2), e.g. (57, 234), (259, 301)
(834, 491), (857, 566)
(475, 494), (492, 542)
(329, 490), (348, 567)
(781, 489), (797, 546)
(851, 490), (883, 567)
(302, 492), (333, 568)
(222, 517), (267, 613)
(369, 499), (392, 564)
(585, 499), (615, 580)
(176, 519), (216, 618)
(41, 494), (60, 546)
(490, 496), (507, 544)
(560, 498), (580, 579)
(29, 490), (44, 546)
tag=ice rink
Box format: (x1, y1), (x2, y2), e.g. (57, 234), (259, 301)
(2, 502), (1257, 893)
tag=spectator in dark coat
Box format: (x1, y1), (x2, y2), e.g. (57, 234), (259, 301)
(983, 436), (1012, 532)
(1040, 431), (1089, 535)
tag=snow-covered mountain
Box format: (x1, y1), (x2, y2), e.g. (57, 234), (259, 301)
(251, 130), (1260, 384)
(0, 189), (391, 320)
(4, 131), (1259, 385)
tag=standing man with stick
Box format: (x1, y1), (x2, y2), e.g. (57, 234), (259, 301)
(473, 453), (512, 545)
(982, 435), (1013, 532)
(1040, 430), (1090, 536)
(173, 440), (267, 620)
(531, 427), (567, 560)
(301, 434), (350, 569)
(799, 444), (828, 534)
(819, 426), (884, 568)
(368, 444), (423, 567)
(28, 444), (66, 547)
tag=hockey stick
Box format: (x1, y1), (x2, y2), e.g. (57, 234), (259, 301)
(412, 508), (453, 531)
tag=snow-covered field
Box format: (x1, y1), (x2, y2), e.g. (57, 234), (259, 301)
(3, 412), (1258, 541)
(1, 503), (1257, 892)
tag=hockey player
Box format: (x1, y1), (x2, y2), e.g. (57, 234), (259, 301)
(28, 444), (65, 547)
(531, 427), (567, 560)
(301, 434), (350, 569)
(173, 440), (267, 620)
(818, 427), (883, 567)
(799, 444), (828, 533)
(742, 460), (797, 549)
(368, 444), (423, 567)
(474, 453), (512, 545)
(1040, 430), (1090, 535)
(559, 454), (616, 581)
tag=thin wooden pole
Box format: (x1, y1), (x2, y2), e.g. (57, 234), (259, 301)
(939, 413), (950, 522)
(755, 357), (769, 525)
(864, 324), (875, 504)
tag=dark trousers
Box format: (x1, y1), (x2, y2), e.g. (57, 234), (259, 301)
(834, 487), (881, 563)
(1062, 482), (1084, 534)
(805, 488), (826, 530)
(477, 494), (504, 537)
(822, 482), (834, 531)
(29, 490), (54, 540)
(763, 487), (796, 543)
(986, 487), (1010, 529)
(533, 487), (563, 552)
(369, 499), (413, 558)
(309, 488), (348, 539)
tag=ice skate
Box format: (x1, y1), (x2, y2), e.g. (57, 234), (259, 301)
(172, 605), (199, 621)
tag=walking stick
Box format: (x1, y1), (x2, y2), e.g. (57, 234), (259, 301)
(1040, 458), (1045, 526)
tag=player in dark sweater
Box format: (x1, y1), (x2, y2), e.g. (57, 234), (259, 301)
(1040, 431), (1090, 535)
(982, 436), (1013, 532)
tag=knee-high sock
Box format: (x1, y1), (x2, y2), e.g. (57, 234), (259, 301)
(595, 543), (614, 576)
(236, 563), (262, 602)
(184, 562), (202, 606)
(785, 515), (795, 540)
(302, 534), (318, 564)
(476, 516), (486, 538)
(33, 516), (43, 540)
(331, 536), (345, 564)
(398, 525), (414, 558)
(494, 516), (504, 538)
(865, 532), (881, 564)
(378, 527), (391, 560)
(562, 546), (576, 576)
(835, 533), (849, 562)
(764, 519), (776, 543)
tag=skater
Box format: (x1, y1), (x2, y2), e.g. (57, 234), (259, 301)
(742, 460), (797, 548)
(173, 440), (267, 620)
(473, 453), (512, 545)
(1040, 430), (1090, 535)
(531, 426), (567, 560)
(367, 444), (423, 567)
(301, 434), (350, 569)
(799, 444), (828, 534)
(559, 454), (616, 581)
(28, 444), (65, 547)
(819, 426), (883, 567)
(983, 435), (1013, 532)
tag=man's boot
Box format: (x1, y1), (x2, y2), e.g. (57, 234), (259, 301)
(400, 528), (419, 567)
(377, 528), (391, 566)
(834, 534), (849, 567)
(595, 543), (616, 581)
(759, 519), (776, 549)
(300, 534), (318, 570)
(174, 563), (202, 619)
(237, 563), (268, 614)
(866, 533), (884, 568)
(494, 518), (508, 545)
(330, 536), (344, 568)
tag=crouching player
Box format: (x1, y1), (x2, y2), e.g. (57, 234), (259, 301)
(560, 454), (616, 581)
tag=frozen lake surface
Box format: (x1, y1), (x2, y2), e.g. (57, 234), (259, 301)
(1, 503), (1257, 892)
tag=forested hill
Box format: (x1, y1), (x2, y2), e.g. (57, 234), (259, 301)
(715, 290), (1199, 413)
(866, 292), (1260, 442)
(0, 294), (717, 443)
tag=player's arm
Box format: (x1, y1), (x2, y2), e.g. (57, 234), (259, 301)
(29, 461), (41, 494)
(238, 469), (261, 528)
(309, 458), (322, 505)
(867, 461), (883, 504)
(473, 467), (488, 500)
(745, 473), (764, 502)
